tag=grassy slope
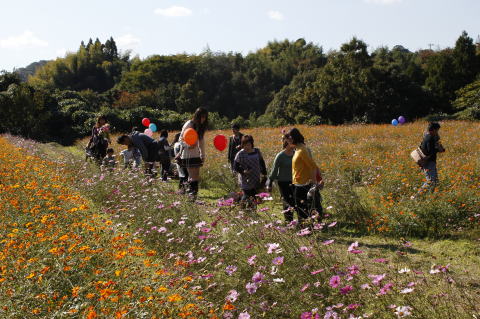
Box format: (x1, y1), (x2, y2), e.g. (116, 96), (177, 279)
(69, 121), (480, 318)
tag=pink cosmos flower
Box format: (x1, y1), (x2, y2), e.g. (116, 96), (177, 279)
(378, 282), (394, 295)
(368, 273), (386, 286)
(225, 289), (239, 302)
(339, 285), (353, 295)
(297, 228), (312, 236)
(347, 241), (363, 254)
(245, 282), (257, 294)
(247, 255), (257, 265)
(256, 192), (271, 199)
(272, 256), (284, 265)
(323, 239), (335, 245)
(299, 246), (310, 253)
(348, 265), (360, 275)
(266, 243), (281, 254)
(238, 312), (250, 319)
(328, 221), (337, 228)
(225, 265), (238, 276)
(311, 269), (324, 275)
(346, 303), (361, 310)
(300, 283), (310, 292)
(300, 312), (319, 319)
(252, 272), (265, 283)
(373, 258), (388, 263)
(329, 275), (341, 288)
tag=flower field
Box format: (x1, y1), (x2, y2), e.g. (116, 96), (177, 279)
(2, 120), (480, 318)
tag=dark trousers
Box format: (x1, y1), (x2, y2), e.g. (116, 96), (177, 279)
(294, 185), (311, 221)
(294, 184), (323, 222)
(159, 157), (171, 181)
(242, 188), (257, 201)
(278, 181), (295, 221)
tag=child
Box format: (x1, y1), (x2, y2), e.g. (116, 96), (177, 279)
(101, 148), (117, 171)
(173, 132), (189, 194)
(233, 135), (267, 202)
(120, 145), (142, 169)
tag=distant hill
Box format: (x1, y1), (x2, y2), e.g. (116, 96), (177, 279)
(15, 60), (50, 82)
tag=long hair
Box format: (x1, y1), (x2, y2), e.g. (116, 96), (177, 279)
(288, 128), (305, 145)
(191, 107), (209, 138)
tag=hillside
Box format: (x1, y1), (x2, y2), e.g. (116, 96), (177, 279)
(15, 60), (49, 82)
(4, 121), (478, 318)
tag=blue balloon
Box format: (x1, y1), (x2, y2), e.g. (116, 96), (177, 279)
(391, 119), (399, 126)
(149, 123), (157, 132)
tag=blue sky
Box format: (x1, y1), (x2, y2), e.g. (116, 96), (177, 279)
(1, 0), (479, 71)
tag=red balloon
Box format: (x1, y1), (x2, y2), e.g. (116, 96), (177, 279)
(142, 118), (150, 127)
(213, 134), (227, 151)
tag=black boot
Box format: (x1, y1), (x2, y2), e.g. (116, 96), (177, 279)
(188, 181), (199, 199)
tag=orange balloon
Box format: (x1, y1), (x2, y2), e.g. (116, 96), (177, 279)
(183, 128), (198, 146)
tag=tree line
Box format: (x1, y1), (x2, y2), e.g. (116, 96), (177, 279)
(1, 32), (479, 144)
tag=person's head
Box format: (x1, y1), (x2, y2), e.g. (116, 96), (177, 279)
(193, 107), (208, 125)
(288, 128), (305, 145)
(282, 134), (294, 150)
(173, 132), (181, 144)
(241, 135), (254, 151)
(96, 116), (107, 127)
(192, 107), (209, 138)
(427, 122), (441, 136)
(106, 148), (114, 156)
(117, 135), (132, 146)
(232, 123), (240, 135)
(160, 129), (168, 138)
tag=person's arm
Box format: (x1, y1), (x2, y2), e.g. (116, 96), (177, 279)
(227, 137), (233, 162)
(421, 135), (435, 157)
(199, 137), (205, 161)
(258, 149), (267, 176)
(268, 153), (281, 181)
(233, 152), (246, 174)
(178, 121), (192, 147)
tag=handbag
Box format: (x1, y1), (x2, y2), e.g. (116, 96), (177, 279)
(410, 147), (427, 167)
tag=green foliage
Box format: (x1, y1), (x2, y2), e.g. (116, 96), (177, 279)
(29, 37), (129, 92)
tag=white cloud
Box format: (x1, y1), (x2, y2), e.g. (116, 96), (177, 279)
(154, 6), (193, 17)
(0, 31), (48, 49)
(116, 33), (141, 50)
(364, 0), (402, 4)
(267, 10), (284, 21)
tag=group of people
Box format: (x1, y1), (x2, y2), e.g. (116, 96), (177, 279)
(86, 108), (446, 224)
(227, 125), (324, 222)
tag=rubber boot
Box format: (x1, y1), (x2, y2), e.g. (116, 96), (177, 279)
(189, 181), (198, 200)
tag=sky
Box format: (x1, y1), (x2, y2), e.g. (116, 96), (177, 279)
(1, 0), (479, 71)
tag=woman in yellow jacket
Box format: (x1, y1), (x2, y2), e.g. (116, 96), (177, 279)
(287, 128), (324, 222)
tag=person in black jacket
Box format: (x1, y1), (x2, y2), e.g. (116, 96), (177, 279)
(228, 124), (243, 172)
(417, 122), (445, 194)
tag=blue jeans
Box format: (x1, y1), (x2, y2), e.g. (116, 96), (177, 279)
(419, 161), (438, 193)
